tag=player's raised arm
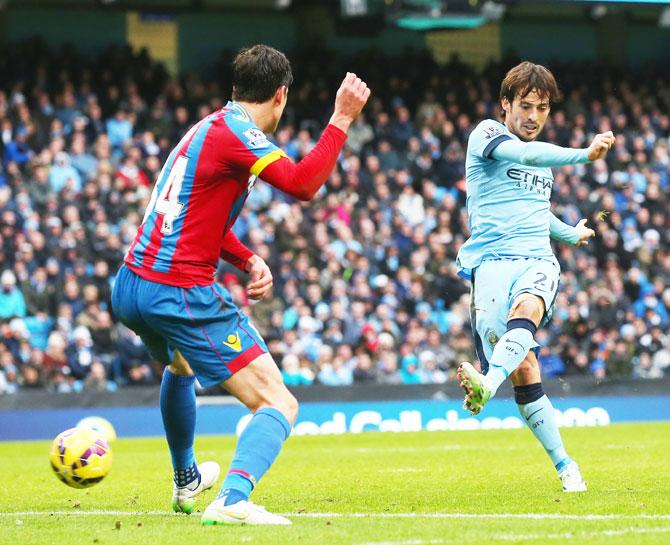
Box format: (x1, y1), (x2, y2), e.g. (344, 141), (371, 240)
(328, 72), (373, 133)
(491, 130), (615, 167)
(258, 73), (371, 201)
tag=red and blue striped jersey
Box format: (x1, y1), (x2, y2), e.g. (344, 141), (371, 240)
(125, 102), (287, 287)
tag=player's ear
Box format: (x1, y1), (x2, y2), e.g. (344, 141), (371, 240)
(277, 85), (288, 104)
(273, 87), (282, 106)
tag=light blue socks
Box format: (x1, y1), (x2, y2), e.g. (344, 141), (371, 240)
(486, 318), (538, 395)
(515, 384), (571, 472)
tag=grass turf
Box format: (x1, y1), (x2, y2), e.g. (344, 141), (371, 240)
(1, 422), (668, 545)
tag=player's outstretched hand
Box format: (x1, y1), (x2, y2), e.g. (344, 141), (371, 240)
(586, 131), (615, 161)
(245, 255), (273, 301)
(329, 72), (371, 133)
(575, 219), (595, 247)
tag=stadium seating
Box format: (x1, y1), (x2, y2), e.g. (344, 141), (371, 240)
(0, 39), (668, 392)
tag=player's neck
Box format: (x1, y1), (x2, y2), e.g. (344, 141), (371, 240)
(236, 101), (275, 133)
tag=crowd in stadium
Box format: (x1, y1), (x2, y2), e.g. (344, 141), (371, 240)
(0, 39), (668, 393)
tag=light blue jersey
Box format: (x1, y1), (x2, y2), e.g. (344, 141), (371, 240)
(456, 118), (591, 366)
(456, 119), (588, 280)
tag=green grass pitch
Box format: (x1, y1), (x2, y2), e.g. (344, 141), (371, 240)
(1, 422), (669, 545)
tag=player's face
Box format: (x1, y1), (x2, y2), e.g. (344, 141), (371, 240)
(502, 89), (550, 142)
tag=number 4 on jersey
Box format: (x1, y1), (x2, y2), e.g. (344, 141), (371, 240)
(146, 155), (187, 234)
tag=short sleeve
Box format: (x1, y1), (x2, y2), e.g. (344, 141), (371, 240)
(468, 120), (513, 160)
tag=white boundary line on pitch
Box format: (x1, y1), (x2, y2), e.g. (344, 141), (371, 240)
(1, 511), (670, 520)
(357, 527), (670, 545)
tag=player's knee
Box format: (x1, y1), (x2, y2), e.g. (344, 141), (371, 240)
(267, 386), (298, 425)
(249, 384), (299, 425)
(509, 294), (544, 325)
(281, 391), (299, 426)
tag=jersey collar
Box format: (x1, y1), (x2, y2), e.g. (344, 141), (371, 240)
(225, 101), (252, 123)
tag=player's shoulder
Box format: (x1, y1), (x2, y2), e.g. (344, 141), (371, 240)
(469, 119), (510, 143)
(220, 102), (271, 149)
(467, 119), (515, 161)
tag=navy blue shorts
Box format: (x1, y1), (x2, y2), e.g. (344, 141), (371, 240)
(111, 265), (267, 387)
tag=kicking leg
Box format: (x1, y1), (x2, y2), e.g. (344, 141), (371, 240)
(512, 353), (586, 492)
(459, 292), (543, 414)
(202, 353), (297, 526)
(161, 351), (220, 513)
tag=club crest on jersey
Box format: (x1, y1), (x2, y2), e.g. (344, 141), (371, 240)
(483, 126), (504, 139)
(486, 330), (500, 348)
(243, 128), (271, 150)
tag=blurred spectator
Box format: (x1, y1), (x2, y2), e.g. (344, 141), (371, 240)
(318, 354), (353, 386)
(83, 360), (117, 392)
(0, 40), (667, 394)
(0, 271), (26, 319)
(66, 326), (95, 380)
(281, 354), (314, 386)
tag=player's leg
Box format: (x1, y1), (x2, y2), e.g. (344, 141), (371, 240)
(201, 353), (297, 525)
(160, 352), (198, 488)
(511, 352), (586, 492)
(459, 260), (539, 414)
(483, 291), (544, 394)
(486, 258), (563, 394)
(161, 351), (220, 513)
(113, 265), (219, 513)
(151, 282), (294, 524)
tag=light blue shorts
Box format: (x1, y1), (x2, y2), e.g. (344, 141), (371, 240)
(470, 257), (560, 372)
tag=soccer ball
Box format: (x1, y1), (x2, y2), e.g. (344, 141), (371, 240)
(49, 428), (112, 488)
(76, 416), (117, 443)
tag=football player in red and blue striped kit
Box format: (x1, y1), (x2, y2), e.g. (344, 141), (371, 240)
(112, 45), (370, 525)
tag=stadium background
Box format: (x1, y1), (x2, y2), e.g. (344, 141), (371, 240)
(0, 0), (669, 439)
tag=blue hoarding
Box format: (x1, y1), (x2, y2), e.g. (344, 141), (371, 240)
(1, 395), (669, 441)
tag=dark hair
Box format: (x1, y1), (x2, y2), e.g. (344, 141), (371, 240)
(499, 61), (562, 116)
(232, 45), (293, 103)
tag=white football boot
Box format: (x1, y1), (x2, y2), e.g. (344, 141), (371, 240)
(559, 461), (587, 493)
(201, 498), (292, 526)
(172, 461), (221, 514)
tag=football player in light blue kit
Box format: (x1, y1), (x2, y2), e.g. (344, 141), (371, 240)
(456, 62), (614, 492)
